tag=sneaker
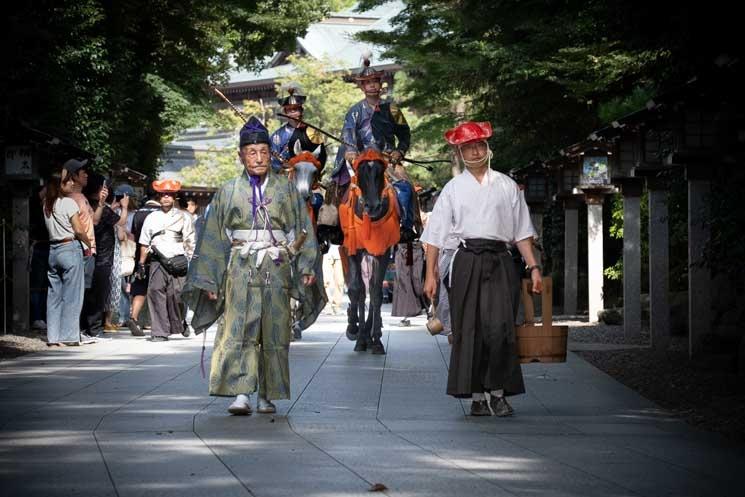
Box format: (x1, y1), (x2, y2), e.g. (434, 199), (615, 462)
(127, 318), (144, 337)
(489, 396), (514, 417)
(470, 400), (491, 416)
(257, 396), (276, 414)
(150, 336), (168, 342)
(33, 320), (47, 330)
(79, 334), (98, 344)
(228, 394), (252, 415)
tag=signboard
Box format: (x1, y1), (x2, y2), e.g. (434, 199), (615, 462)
(580, 155), (610, 186)
(4, 147), (33, 176)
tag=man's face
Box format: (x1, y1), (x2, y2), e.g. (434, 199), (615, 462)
(283, 105), (303, 126)
(460, 140), (489, 165)
(361, 79), (382, 98)
(73, 168), (88, 187)
(239, 143), (270, 177)
(159, 192), (175, 209)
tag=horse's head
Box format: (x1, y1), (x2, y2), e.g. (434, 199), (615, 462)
(287, 141), (323, 201)
(353, 149), (388, 219)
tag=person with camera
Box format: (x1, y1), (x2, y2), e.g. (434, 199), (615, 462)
(137, 180), (195, 342)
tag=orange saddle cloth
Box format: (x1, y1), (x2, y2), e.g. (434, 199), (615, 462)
(339, 181), (400, 256)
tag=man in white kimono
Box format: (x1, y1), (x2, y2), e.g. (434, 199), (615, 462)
(422, 121), (542, 417)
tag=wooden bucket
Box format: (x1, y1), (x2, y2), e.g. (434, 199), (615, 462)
(516, 276), (568, 363)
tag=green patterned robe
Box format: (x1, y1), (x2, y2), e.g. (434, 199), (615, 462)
(185, 171), (326, 399)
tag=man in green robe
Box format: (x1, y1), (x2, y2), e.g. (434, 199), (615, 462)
(185, 116), (325, 415)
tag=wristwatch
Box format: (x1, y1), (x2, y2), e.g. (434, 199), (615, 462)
(526, 264), (542, 274)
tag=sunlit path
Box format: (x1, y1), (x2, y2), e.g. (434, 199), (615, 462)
(1, 305), (743, 496)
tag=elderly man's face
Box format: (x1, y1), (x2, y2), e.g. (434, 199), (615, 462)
(460, 140), (489, 165)
(239, 143), (270, 177)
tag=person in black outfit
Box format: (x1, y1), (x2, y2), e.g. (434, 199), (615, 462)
(127, 184), (160, 336)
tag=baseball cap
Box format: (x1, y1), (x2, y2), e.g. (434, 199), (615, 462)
(62, 158), (89, 174)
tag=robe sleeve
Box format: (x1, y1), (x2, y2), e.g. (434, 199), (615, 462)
(511, 185), (537, 243)
(390, 104), (411, 156)
(183, 182), (233, 334)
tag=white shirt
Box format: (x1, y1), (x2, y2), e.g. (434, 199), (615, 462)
(420, 168), (536, 249)
(139, 208), (195, 259)
(45, 197), (79, 241)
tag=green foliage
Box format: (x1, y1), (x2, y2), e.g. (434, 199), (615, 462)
(3, 1), (331, 176)
(181, 55), (361, 187)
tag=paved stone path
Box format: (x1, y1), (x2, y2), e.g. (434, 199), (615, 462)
(1, 306), (744, 496)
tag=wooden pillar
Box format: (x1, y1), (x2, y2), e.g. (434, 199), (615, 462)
(686, 166), (711, 357)
(619, 179), (644, 341)
(563, 198), (580, 315)
(585, 194), (605, 322)
(646, 177), (671, 352)
(11, 188), (31, 334)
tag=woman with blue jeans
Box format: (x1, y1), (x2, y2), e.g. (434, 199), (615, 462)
(43, 174), (93, 346)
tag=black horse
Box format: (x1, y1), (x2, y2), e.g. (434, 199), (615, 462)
(342, 152), (401, 355)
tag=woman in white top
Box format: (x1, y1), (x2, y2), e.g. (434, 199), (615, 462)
(43, 174), (92, 346)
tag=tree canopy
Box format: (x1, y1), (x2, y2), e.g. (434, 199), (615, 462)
(357, 0), (742, 171)
(2, 0), (332, 175)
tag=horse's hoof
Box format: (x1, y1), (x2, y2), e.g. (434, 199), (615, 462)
(354, 339), (368, 352)
(371, 340), (386, 355)
(346, 325), (359, 341)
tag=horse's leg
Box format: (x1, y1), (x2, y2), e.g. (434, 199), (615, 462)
(346, 253), (364, 344)
(367, 251), (390, 355)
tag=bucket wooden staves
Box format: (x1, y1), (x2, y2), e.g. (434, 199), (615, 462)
(515, 276), (568, 363)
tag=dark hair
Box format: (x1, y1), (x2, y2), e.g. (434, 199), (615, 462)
(43, 175), (63, 217)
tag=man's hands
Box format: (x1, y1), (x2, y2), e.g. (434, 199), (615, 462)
(207, 291), (218, 301)
(389, 150), (403, 164)
(529, 267), (543, 294)
(344, 151), (358, 164)
(302, 274), (316, 287)
(424, 274), (438, 302)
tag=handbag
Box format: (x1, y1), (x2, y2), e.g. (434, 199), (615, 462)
(151, 245), (189, 277)
(119, 238), (137, 277)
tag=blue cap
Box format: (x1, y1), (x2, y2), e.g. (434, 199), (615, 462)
(239, 116), (270, 147)
(114, 184), (135, 196)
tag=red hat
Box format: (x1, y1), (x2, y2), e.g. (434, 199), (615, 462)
(444, 121), (493, 146)
(152, 179), (181, 193)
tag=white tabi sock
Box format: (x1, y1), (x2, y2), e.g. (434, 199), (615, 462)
(472, 392), (486, 401)
(490, 389), (504, 398)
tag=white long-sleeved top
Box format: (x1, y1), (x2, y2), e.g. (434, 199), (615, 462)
(139, 208), (195, 259)
(420, 168), (536, 250)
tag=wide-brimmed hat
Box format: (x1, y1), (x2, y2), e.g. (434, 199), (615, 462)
(152, 179), (181, 194)
(444, 121), (493, 146)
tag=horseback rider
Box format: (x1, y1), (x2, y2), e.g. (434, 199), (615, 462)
(271, 83), (327, 173)
(330, 52), (411, 187)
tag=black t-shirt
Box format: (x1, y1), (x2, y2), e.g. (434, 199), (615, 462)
(132, 203), (160, 262)
(94, 206), (120, 266)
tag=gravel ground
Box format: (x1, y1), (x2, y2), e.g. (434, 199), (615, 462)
(0, 329), (49, 360)
(559, 317), (745, 442)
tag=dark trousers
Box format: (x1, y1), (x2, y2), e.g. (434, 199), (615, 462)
(447, 239), (525, 398)
(81, 262), (112, 334)
(147, 261), (185, 337)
